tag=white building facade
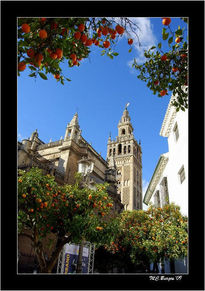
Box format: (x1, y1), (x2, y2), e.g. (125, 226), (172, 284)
(143, 94), (188, 216)
(143, 94), (188, 273)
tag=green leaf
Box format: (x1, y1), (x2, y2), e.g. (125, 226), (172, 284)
(66, 78), (71, 82)
(168, 37), (173, 44)
(39, 72), (48, 80)
(107, 53), (113, 59)
(150, 46), (156, 50)
(163, 32), (169, 41)
(29, 72), (36, 77)
(28, 66), (36, 71)
(175, 29), (183, 37)
(112, 52), (119, 56)
(128, 48), (132, 53)
(158, 43), (162, 49)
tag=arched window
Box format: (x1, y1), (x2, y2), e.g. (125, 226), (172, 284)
(128, 145), (131, 153)
(109, 149), (112, 156)
(124, 146), (126, 154)
(113, 148), (116, 156)
(121, 128), (126, 135)
(118, 144), (122, 155)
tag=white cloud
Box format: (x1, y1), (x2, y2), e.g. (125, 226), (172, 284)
(125, 17), (157, 65)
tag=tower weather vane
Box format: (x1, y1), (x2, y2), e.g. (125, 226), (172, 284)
(125, 102), (130, 109)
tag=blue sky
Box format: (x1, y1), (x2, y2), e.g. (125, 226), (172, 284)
(18, 17), (187, 200)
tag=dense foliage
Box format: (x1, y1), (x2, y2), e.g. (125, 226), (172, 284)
(18, 17), (138, 83)
(133, 17), (188, 111)
(105, 204), (188, 271)
(18, 167), (117, 273)
(18, 17), (188, 111)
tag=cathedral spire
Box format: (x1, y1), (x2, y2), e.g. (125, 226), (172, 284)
(118, 105), (133, 136)
(64, 112), (81, 141)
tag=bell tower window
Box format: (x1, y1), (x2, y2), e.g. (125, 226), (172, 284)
(122, 128), (126, 135)
(128, 145), (131, 153)
(109, 149), (112, 157)
(113, 148), (115, 156)
(118, 144), (122, 155)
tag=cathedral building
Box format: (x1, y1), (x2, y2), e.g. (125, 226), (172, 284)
(18, 106), (142, 212)
(18, 106), (142, 272)
(106, 106), (143, 211)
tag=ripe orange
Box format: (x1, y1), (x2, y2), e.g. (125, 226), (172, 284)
(161, 54), (167, 61)
(172, 67), (178, 73)
(29, 208), (34, 213)
(27, 48), (35, 58)
(103, 40), (110, 48)
(88, 194), (92, 200)
(180, 53), (187, 59)
(111, 34), (116, 40)
(128, 38), (133, 45)
(70, 53), (77, 62)
(50, 52), (57, 60)
(175, 37), (181, 43)
(55, 48), (63, 59)
(85, 39), (93, 46)
(154, 80), (159, 86)
(18, 62), (26, 71)
(18, 179), (22, 183)
(102, 18), (106, 25)
(162, 18), (171, 26)
(21, 23), (30, 33)
(80, 34), (87, 44)
(39, 29), (47, 39)
(97, 29), (102, 37)
(22, 194), (26, 198)
(40, 18), (46, 22)
(36, 198), (42, 203)
(72, 60), (79, 66)
(78, 23), (85, 32)
(102, 27), (109, 36)
(54, 73), (60, 79)
(74, 31), (81, 40)
(160, 89), (167, 96)
(95, 40), (99, 46)
(44, 202), (48, 207)
(35, 53), (43, 62)
(115, 24), (125, 35)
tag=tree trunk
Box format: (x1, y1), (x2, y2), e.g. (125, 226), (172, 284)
(76, 240), (85, 273)
(170, 258), (175, 273)
(153, 261), (159, 273)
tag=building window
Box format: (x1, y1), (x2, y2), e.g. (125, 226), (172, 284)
(113, 148), (115, 156)
(122, 128), (126, 135)
(124, 146), (126, 154)
(128, 145), (131, 153)
(173, 122), (179, 141)
(109, 149), (112, 157)
(178, 166), (185, 184)
(118, 144), (122, 155)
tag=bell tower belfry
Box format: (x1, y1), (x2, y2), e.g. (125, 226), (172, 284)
(107, 105), (142, 210)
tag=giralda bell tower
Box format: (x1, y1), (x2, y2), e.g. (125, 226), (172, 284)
(106, 105), (142, 210)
